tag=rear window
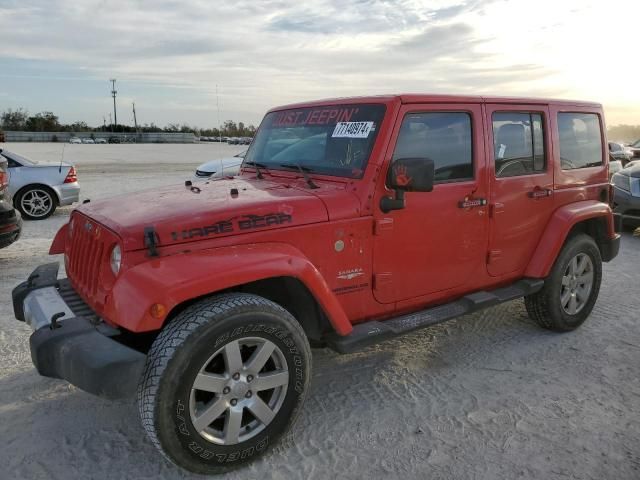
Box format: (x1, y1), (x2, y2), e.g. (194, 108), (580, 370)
(558, 113), (603, 170)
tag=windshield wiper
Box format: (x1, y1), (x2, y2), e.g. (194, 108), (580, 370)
(243, 161), (268, 179)
(279, 162), (319, 189)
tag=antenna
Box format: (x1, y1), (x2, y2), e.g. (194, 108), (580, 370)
(59, 143), (66, 173)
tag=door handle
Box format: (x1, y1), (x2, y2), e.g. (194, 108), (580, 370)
(527, 187), (553, 199)
(458, 198), (487, 209)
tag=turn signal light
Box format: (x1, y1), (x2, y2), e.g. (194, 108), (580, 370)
(150, 303), (167, 319)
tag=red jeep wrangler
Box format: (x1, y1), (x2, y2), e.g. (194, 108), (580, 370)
(13, 95), (620, 473)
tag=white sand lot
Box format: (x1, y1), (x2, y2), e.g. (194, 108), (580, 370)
(1, 142), (639, 479)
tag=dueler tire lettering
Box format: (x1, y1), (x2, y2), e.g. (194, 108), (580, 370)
(137, 293), (311, 474)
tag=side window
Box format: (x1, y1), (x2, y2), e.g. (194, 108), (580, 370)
(492, 112), (546, 178)
(392, 112), (473, 183)
(558, 113), (603, 170)
(0, 154), (18, 168)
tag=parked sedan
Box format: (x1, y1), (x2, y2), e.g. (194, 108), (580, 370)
(0, 155), (21, 248)
(612, 162), (640, 227)
(194, 150), (246, 180)
(0, 149), (80, 220)
(69, 137), (82, 144)
(81, 138), (95, 144)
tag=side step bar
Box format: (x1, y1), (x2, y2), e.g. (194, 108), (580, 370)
(327, 278), (544, 354)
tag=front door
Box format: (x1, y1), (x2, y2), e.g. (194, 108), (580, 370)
(485, 104), (555, 277)
(372, 104), (488, 304)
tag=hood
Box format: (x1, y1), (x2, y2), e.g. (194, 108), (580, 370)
(77, 177), (330, 251)
(623, 163), (640, 178)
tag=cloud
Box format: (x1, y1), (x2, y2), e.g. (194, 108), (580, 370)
(0, 0), (636, 126)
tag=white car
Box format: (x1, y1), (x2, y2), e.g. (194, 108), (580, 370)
(69, 137), (82, 144)
(94, 138), (107, 144)
(81, 138), (95, 144)
(609, 141), (633, 164)
(1, 149), (80, 220)
(194, 150), (246, 180)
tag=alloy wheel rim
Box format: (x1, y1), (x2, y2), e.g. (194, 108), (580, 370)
(21, 189), (53, 217)
(560, 253), (594, 315)
(189, 337), (289, 445)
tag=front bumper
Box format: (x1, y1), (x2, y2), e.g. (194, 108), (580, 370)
(52, 182), (80, 206)
(613, 186), (640, 227)
(12, 263), (146, 399)
(0, 207), (22, 248)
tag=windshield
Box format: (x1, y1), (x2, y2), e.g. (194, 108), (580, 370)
(243, 104), (386, 178)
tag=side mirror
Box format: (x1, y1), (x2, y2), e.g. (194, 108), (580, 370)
(380, 158), (435, 213)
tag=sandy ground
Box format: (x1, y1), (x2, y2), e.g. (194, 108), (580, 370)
(1, 142), (639, 480)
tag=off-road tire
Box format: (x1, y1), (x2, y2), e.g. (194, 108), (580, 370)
(137, 293), (312, 474)
(525, 233), (602, 332)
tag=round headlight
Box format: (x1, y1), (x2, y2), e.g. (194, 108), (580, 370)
(110, 244), (122, 275)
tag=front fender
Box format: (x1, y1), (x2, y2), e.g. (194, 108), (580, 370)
(525, 200), (616, 278)
(49, 223), (68, 254)
(105, 242), (353, 335)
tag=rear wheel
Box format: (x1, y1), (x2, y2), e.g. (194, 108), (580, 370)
(15, 186), (57, 220)
(525, 233), (602, 331)
(137, 293), (311, 474)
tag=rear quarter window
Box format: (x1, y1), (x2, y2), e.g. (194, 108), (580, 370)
(558, 113), (603, 170)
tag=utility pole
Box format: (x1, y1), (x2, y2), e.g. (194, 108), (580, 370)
(103, 116), (106, 131)
(110, 79), (118, 130)
(132, 102), (139, 142)
(216, 84), (222, 142)
(109, 113), (113, 132)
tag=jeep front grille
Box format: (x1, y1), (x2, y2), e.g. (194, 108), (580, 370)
(66, 212), (116, 304)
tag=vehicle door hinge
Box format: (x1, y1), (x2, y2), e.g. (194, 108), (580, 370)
(487, 249), (501, 264)
(373, 273), (393, 290)
(489, 202), (505, 218)
(374, 218), (394, 236)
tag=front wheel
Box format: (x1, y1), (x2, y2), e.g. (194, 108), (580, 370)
(137, 293), (311, 474)
(525, 233), (602, 331)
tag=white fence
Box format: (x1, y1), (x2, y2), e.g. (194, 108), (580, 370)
(2, 131), (196, 143)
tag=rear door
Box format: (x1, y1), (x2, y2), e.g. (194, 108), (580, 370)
(372, 103), (489, 303)
(485, 104), (555, 276)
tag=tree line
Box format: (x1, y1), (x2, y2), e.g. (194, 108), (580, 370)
(0, 108), (257, 137)
(2, 107), (639, 143)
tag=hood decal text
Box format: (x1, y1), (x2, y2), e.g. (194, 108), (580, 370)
(170, 212), (292, 242)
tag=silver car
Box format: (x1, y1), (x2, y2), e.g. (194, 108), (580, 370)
(0, 149), (80, 220)
(194, 150), (246, 180)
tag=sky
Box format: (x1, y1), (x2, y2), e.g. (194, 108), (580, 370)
(0, 0), (638, 129)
